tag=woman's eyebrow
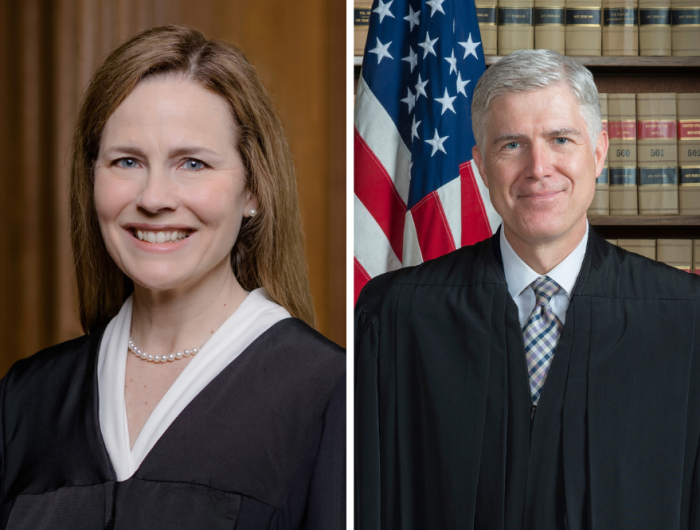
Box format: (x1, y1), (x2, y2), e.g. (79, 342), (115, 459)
(101, 145), (221, 158)
(167, 146), (220, 158)
(102, 145), (146, 158)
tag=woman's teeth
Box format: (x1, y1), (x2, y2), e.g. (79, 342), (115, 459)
(136, 230), (190, 243)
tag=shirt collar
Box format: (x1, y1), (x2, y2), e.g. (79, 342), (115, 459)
(500, 222), (589, 300)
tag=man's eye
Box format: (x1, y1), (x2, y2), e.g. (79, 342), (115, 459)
(182, 159), (206, 170)
(115, 158), (138, 168)
(555, 138), (568, 144)
(506, 142), (519, 149)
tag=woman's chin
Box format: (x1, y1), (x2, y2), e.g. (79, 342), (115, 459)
(129, 271), (195, 294)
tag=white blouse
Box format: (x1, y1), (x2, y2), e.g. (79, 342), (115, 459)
(97, 288), (291, 482)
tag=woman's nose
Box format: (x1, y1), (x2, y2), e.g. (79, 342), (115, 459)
(135, 168), (178, 213)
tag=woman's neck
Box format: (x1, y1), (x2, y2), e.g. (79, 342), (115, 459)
(129, 258), (249, 355)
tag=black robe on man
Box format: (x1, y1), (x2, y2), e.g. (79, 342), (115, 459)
(0, 318), (345, 529)
(355, 228), (700, 529)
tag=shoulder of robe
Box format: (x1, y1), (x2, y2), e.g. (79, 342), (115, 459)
(356, 236), (502, 322)
(266, 318), (345, 382)
(585, 234), (700, 302)
(5, 330), (100, 391)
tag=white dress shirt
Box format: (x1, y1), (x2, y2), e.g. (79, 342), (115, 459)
(97, 287), (290, 481)
(500, 223), (589, 328)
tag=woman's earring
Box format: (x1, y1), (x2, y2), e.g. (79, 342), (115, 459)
(249, 208), (257, 217)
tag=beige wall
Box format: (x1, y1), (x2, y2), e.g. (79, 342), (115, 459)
(0, 0), (345, 376)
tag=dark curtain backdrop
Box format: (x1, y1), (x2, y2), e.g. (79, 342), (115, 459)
(0, 0), (346, 376)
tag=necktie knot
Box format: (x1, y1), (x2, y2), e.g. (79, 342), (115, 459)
(531, 276), (560, 307)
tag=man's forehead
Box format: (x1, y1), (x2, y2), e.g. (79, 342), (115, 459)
(486, 86), (586, 138)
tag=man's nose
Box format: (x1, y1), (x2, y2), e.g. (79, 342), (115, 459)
(135, 167), (178, 213)
(526, 141), (553, 181)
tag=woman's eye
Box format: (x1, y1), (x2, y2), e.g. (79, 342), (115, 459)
(555, 137), (568, 145)
(182, 159), (206, 170)
(116, 158), (138, 168)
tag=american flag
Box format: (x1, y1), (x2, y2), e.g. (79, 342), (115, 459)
(354, 0), (502, 301)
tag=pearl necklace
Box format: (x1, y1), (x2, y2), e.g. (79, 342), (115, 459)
(128, 336), (202, 363)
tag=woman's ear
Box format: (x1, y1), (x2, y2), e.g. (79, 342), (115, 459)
(244, 191), (259, 217)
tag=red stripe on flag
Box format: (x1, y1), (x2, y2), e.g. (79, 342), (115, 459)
(460, 161), (493, 247)
(354, 129), (406, 262)
(410, 191), (455, 261)
(354, 258), (372, 305)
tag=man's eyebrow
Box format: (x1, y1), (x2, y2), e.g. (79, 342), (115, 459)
(491, 128), (583, 146)
(492, 133), (527, 146)
(547, 127), (582, 137)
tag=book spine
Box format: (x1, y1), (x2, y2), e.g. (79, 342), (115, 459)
(657, 239), (692, 271)
(671, 4), (700, 56)
(609, 95), (638, 215)
(603, 1), (639, 55)
(637, 93), (678, 215)
(678, 94), (700, 214)
(565, 1), (603, 55)
(534, 6), (566, 53)
(354, 2), (372, 56)
(694, 239), (700, 274)
(617, 239), (657, 259)
(477, 4), (499, 55)
(589, 93), (610, 215)
(498, 0), (535, 54)
(639, 0), (672, 55)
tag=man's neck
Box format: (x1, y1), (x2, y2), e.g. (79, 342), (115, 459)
(503, 220), (588, 275)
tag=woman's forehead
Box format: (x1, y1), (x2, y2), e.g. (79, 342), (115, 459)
(100, 77), (237, 154)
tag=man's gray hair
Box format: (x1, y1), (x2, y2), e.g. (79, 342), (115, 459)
(471, 49), (602, 152)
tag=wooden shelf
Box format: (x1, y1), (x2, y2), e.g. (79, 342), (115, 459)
(354, 55), (700, 68)
(590, 215), (700, 226)
(487, 56), (700, 67)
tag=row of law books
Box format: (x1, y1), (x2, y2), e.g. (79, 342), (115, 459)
(609, 239), (700, 273)
(476, 0), (700, 56)
(588, 93), (700, 216)
(352, 1), (700, 57)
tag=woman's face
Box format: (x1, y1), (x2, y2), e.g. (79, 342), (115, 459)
(94, 76), (257, 293)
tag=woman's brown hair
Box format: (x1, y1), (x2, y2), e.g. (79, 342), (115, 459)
(70, 25), (315, 333)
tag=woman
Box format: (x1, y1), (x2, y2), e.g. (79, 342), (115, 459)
(0, 26), (345, 529)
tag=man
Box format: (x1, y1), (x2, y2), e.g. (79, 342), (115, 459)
(355, 49), (700, 529)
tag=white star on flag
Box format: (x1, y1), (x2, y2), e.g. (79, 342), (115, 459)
(411, 116), (421, 140)
(373, 0), (395, 23)
(402, 46), (418, 72)
(426, 129), (448, 156)
(404, 5), (420, 31)
(458, 33), (481, 59)
(401, 88), (416, 113)
(456, 72), (471, 97)
(418, 31), (438, 58)
(426, 0), (446, 17)
(435, 88), (457, 115)
(369, 38), (393, 64)
(415, 74), (428, 100)
(445, 49), (457, 75)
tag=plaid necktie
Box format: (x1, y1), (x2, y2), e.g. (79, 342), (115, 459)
(523, 276), (563, 406)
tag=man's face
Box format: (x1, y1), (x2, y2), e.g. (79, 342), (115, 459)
(472, 83), (607, 249)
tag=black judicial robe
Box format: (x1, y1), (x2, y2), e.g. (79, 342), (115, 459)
(355, 228), (700, 530)
(0, 318), (345, 529)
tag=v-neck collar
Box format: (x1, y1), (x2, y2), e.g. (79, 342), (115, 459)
(96, 289), (290, 482)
